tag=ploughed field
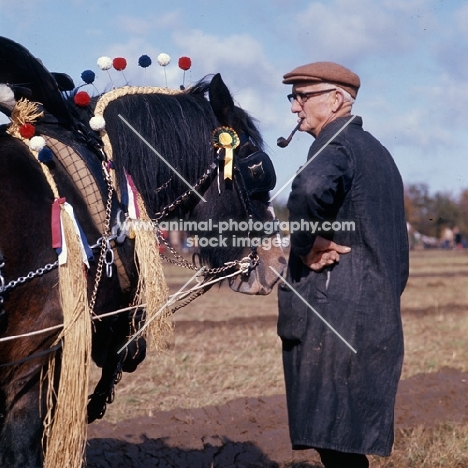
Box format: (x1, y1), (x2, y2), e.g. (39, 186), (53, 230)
(87, 250), (468, 467)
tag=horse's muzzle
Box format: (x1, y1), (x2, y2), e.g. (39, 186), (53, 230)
(228, 244), (287, 295)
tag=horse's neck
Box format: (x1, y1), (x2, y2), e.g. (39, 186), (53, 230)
(36, 125), (134, 293)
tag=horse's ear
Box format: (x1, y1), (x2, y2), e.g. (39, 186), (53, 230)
(0, 36), (73, 127)
(51, 72), (75, 92)
(209, 73), (237, 127)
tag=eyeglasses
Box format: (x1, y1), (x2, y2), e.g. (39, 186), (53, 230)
(287, 88), (336, 105)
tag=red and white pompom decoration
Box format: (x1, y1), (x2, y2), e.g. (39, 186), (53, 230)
(157, 53), (171, 87)
(157, 53), (171, 66)
(113, 57), (127, 71)
(97, 55), (116, 88)
(29, 135), (46, 152)
(112, 57), (128, 84)
(90, 115), (106, 131)
(97, 56), (113, 71)
(178, 56), (192, 89)
(19, 123), (36, 139)
(178, 56), (191, 71)
(74, 91), (91, 107)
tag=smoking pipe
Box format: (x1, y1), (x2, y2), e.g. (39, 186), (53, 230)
(276, 121), (302, 148)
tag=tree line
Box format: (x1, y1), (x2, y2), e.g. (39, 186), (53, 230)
(404, 183), (468, 239)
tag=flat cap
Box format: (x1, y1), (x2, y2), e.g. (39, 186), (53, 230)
(283, 61), (360, 98)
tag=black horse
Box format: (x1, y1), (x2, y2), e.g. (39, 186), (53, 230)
(0, 37), (285, 467)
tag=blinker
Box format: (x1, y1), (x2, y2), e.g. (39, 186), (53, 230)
(236, 150), (276, 195)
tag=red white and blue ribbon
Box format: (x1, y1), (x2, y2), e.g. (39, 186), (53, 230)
(125, 173), (140, 220)
(51, 198), (92, 268)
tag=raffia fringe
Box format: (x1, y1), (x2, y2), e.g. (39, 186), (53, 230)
(7, 100), (91, 467)
(42, 209), (91, 468)
(6, 97), (44, 136)
(4, 98), (90, 465)
(133, 196), (172, 351)
(93, 86), (175, 350)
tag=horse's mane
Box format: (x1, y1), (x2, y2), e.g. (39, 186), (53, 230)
(103, 82), (217, 214)
(68, 77), (264, 216)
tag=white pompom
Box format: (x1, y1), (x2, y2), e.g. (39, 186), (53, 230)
(97, 56), (113, 71)
(0, 83), (16, 109)
(157, 53), (171, 66)
(90, 115), (106, 131)
(29, 136), (46, 151)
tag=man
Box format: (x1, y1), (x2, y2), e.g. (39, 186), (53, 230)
(277, 62), (409, 468)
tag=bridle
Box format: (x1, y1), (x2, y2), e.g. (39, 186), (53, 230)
(145, 136), (278, 278)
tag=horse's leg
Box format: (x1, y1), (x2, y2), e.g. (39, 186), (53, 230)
(0, 283), (61, 468)
(88, 309), (146, 423)
(0, 363), (47, 468)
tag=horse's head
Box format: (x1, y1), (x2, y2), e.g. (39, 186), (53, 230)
(99, 75), (286, 295)
(188, 74), (287, 295)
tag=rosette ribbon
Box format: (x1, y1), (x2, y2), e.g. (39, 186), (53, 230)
(213, 127), (239, 180)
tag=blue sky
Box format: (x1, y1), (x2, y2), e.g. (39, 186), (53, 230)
(1, 0), (467, 202)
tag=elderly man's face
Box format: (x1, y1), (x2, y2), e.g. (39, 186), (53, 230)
(290, 83), (337, 137)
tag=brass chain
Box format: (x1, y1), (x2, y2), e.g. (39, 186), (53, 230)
(156, 229), (254, 276)
(153, 159), (220, 221)
(152, 151), (261, 278)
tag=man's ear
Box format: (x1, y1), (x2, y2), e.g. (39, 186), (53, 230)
(332, 89), (346, 113)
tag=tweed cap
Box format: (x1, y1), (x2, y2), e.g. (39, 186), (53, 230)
(283, 61), (360, 98)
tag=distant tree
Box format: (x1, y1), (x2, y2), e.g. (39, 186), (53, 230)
(432, 191), (461, 236)
(404, 183), (437, 237)
(404, 183), (461, 238)
(457, 189), (468, 235)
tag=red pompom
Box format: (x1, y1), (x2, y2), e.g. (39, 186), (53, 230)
(113, 57), (127, 71)
(74, 91), (91, 107)
(178, 56), (192, 71)
(19, 123), (35, 139)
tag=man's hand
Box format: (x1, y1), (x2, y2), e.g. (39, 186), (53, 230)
(300, 235), (351, 272)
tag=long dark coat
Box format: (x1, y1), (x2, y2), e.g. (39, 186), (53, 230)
(278, 115), (409, 456)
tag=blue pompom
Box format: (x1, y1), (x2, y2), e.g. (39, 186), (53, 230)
(138, 55), (152, 68)
(38, 147), (54, 163)
(81, 69), (96, 84)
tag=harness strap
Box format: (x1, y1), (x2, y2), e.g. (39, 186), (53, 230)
(0, 343), (61, 368)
